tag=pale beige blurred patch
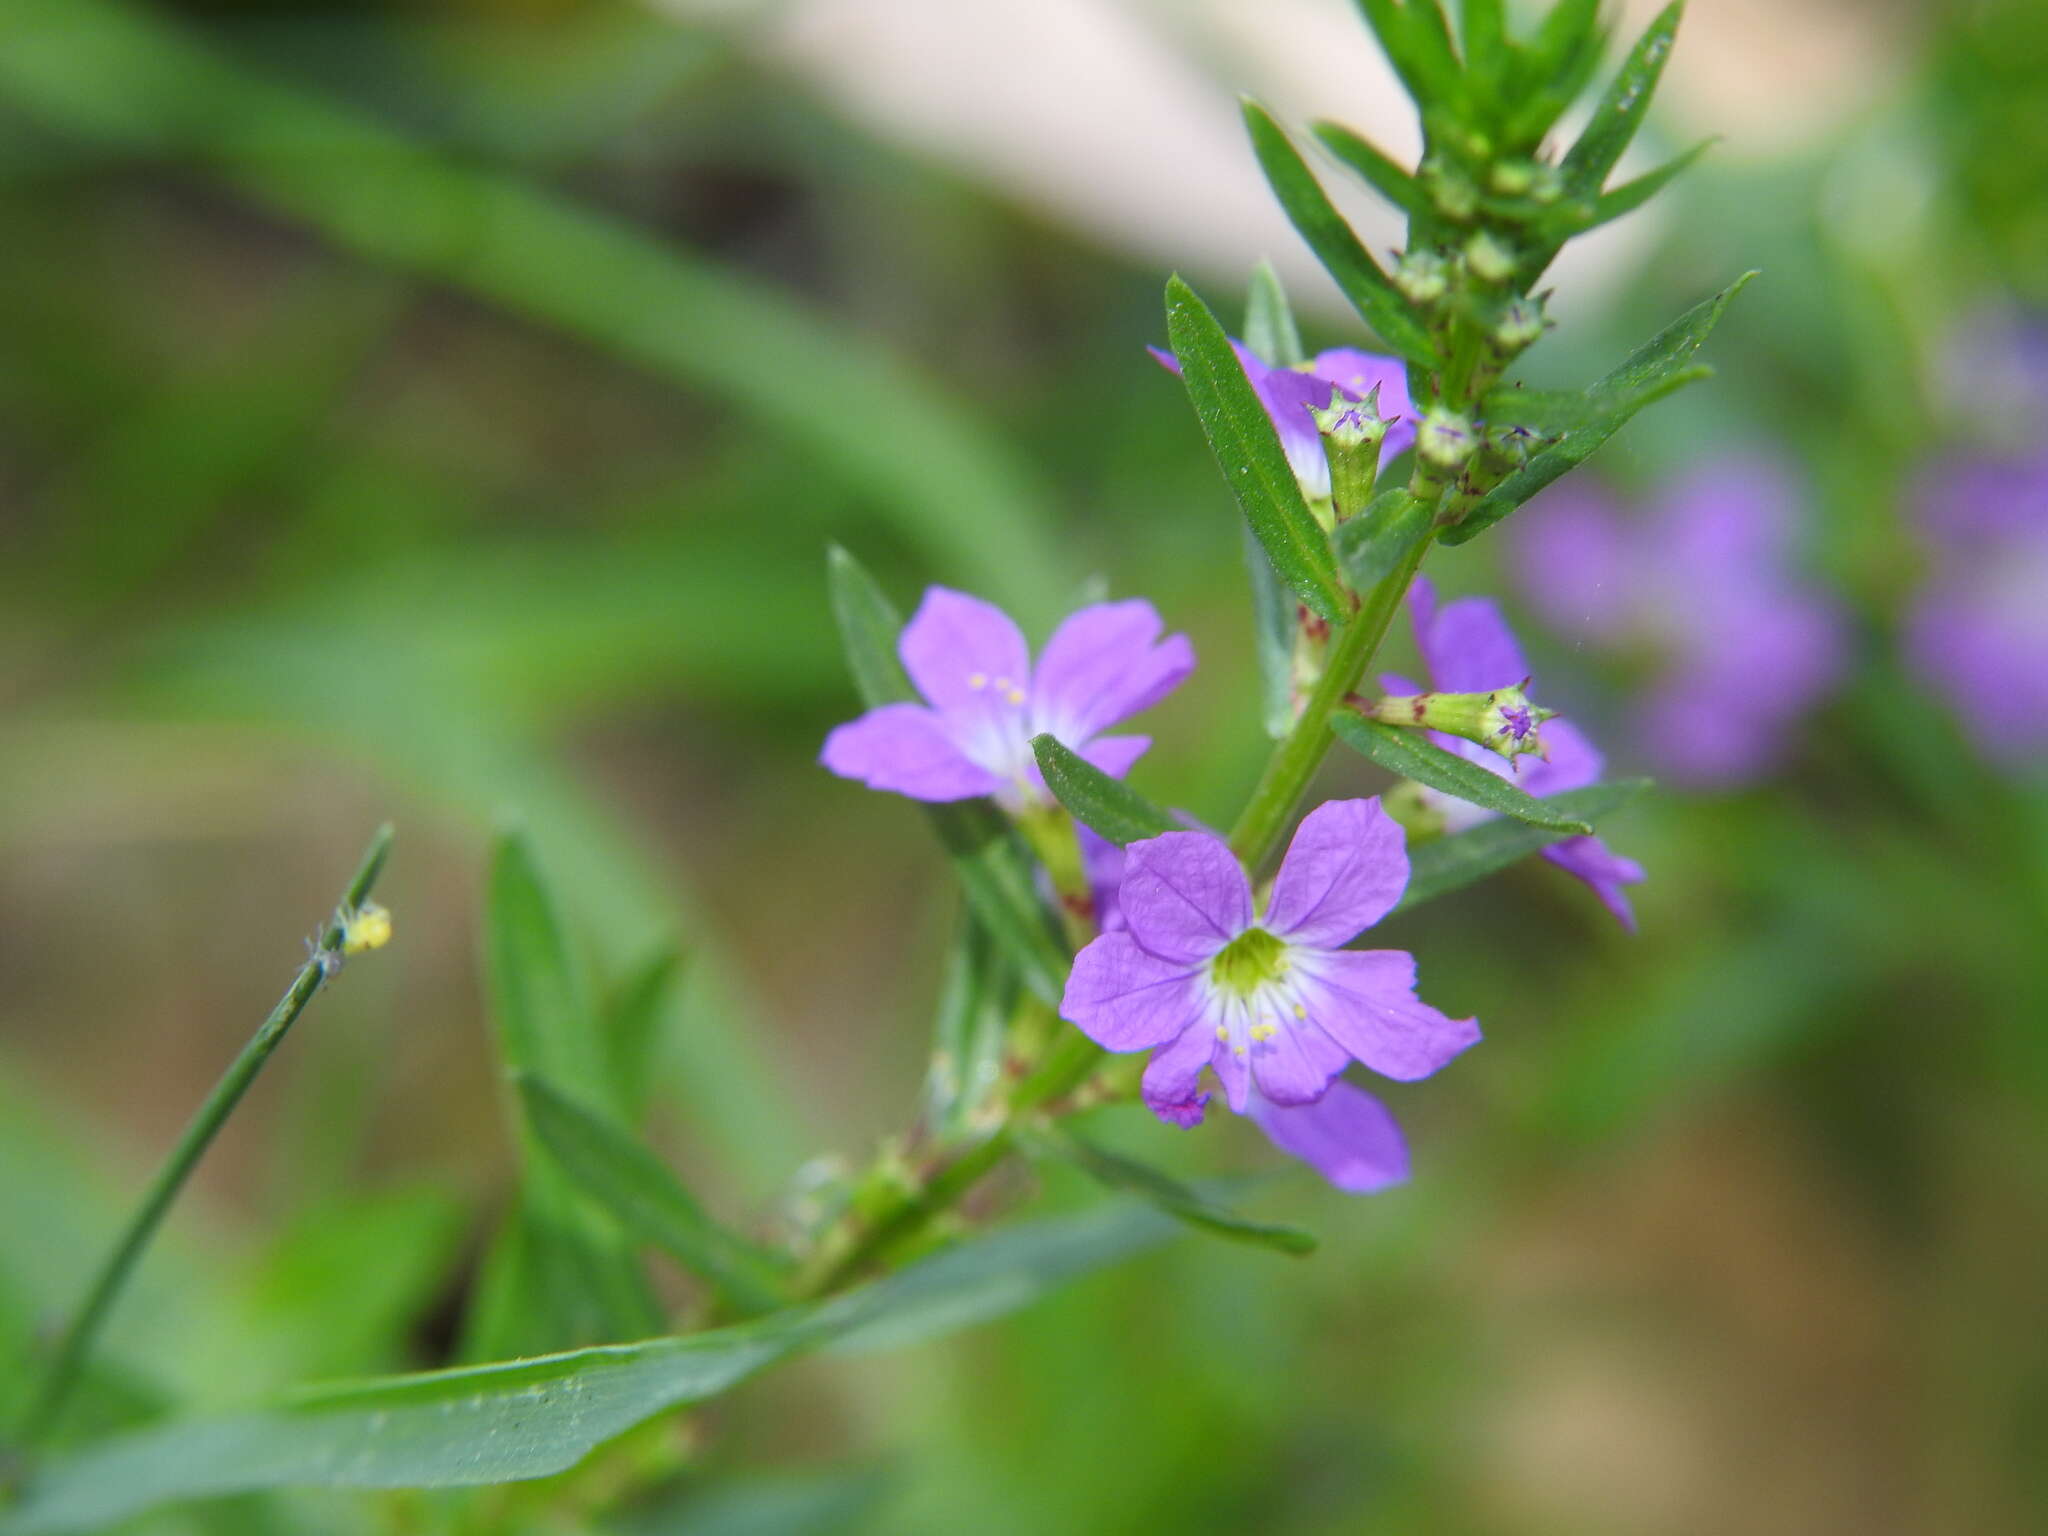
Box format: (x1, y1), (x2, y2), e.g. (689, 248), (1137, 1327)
(662, 0), (1915, 329)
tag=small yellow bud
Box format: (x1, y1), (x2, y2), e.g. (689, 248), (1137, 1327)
(340, 901), (392, 956)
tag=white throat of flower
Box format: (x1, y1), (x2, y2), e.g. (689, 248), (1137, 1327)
(1204, 926), (1309, 1059)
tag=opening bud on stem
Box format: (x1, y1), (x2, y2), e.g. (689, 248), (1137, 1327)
(1312, 386), (1387, 522)
(1417, 408), (1479, 469)
(1364, 682), (1556, 763)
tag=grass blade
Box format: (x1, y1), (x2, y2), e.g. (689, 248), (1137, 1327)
(1395, 779), (1651, 911)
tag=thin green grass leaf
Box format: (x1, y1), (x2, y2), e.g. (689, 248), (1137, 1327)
(1027, 1132), (1316, 1256)
(1559, 1), (1684, 197)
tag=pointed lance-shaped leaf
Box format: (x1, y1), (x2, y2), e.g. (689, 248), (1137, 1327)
(1242, 102), (1441, 367)
(1395, 778), (1652, 911)
(1501, 0), (1608, 151)
(1351, 0), (1467, 114)
(1560, 1), (1684, 199)
(825, 548), (1073, 1002)
(1030, 735), (1177, 848)
(517, 1073), (790, 1319)
(1330, 715), (1593, 833)
(1164, 276), (1349, 623)
(1442, 271), (1754, 545)
(1241, 267), (1311, 738)
(1027, 1130), (1317, 1255)
(1311, 122), (1433, 221)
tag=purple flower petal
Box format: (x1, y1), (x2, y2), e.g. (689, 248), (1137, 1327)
(1410, 576), (1531, 692)
(1079, 734), (1152, 781)
(1075, 824), (1128, 932)
(1248, 1012), (1351, 1106)
(1031, 599), (1195, 743)
(1060, 933), (1206, 1051)
(1515, 718), (1604, 797)
(1117, 831), (1253, 964)
(1512, 487), (1635, 643)
(1249, 1080), (1410, 1194)
(1295, 949), (1481, 1082)
(1141, 1024), (1217, 1127)
(1254, 364), (1341, 498)
(1540, 836), (1646, 932)
(897, 586), (1032, 713)
(820, 703), (1002, 802)
(1210, 1032), (1252, 1114)
(1262, 798), (1409, 947)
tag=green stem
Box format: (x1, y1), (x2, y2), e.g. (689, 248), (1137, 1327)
(12, 824), (395, 1449)
(1227, 522), (1435, 870)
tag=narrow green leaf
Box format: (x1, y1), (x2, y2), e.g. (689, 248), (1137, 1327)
(1547, 137), (1716, 240)
(603, 946), (686, 1125)
(1353, 0), (1465, 110)
(1560, 1), (1684, 197)
(824, 544), (914, 706)
(1028, 1131), (1316, 1256)
(481, 833), (663, 1352)
(1458, 0), (1508, 83)
(0, 1203), (1180, 1533)
(824, 549), (1072, 1004)
(1164, 276), (1348, 624)
(1332, 488), (1433, 594)
(1476, 386), (1601, 432)
(1443, 272), (1753, 545)
(517, 1074), (789, 1318)
(921, 913), (1009, 1134)
(1330, 715), (1594, 833)
(1502, 0), (1607, 150)
(1242, 259), (1306, 368)
(1311, 122), (1432, 220)
(1241, 103), (1440, 367)
(1030, 735), (1176, 847)
(1395, 778), (1652, 911)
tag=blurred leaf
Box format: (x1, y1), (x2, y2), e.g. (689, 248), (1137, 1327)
(1311, 122), (1432, 220)
(1442, 272), (1753, 545)
(1502, 0), (1607, 150)
(1558, 1), (1683, 198)
(517, 1074), (789, 1319)
(472, 833), (662, 1356)
(1029, 736), (1176, 847)
(1352, 0), (1466, 112)
(1242, 259), (1306, 368)
(0, 1201), (1179, 1533)
(1329, 715), (1594, 833)
(1242, 103), (1439, 367)
(0, 0), (1064, 612)
(921, 914), (1010, 1136)
(1164, 277), (1347, 624)
(618, 1464), (894, 1536)
(1394, 778), (1651, 911)
(1331, 488), (1432, 593)
(1457, 0), (1508, 88)
(825, 548), (1071, 1005)
(232, 1188), (465, 1388)
(1026, 1132), (1316, 1256)
(604, 946), (688, 1127)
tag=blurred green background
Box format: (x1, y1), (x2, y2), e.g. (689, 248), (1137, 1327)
(2, 0), (2044, 1531)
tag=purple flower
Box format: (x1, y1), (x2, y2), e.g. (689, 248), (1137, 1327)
(1061, 797), (1478, 1179)
(1512, 457), (1847, 787)
(822, 587), (1194, 811)
(1152, 341), (1416, 500)
(1386, 577), (1646, 930)
(1906, 445), (2048, 764)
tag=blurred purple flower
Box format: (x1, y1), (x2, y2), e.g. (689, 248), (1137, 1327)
(1061, 798), (1477, 1192)
(1152, 341), (1416, 499)
(1512, 457), (1847, 787)
(1385, 577), (1646, 930)
(1906, 436), (2048, 765)
(822, 587), (1194, 812)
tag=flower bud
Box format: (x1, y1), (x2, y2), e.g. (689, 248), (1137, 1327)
(1393, 249), (1451, 305)
(1489, 159), (1537, 196)
(1311, 387), (1388, 520)
(1493, 297), (1547, 350)
(1367, 682), (1556, 762)
(1464, 230), (1517, 285)
(1417, 408), (1478, 468)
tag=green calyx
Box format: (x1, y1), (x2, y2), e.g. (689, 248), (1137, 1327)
(1368, 683), (1556, 761)
(1208, 927), (1290, 999)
